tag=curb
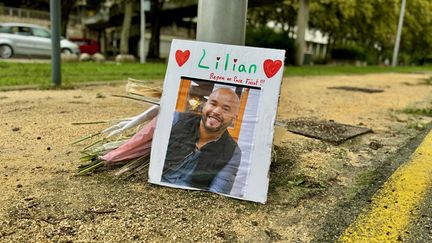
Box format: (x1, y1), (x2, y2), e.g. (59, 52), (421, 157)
(338, 128), (432, 242)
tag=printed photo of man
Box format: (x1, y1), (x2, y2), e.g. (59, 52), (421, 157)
(161, 87), (242, 194)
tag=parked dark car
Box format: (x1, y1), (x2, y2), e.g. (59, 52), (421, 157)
(69, 37), (100, 55)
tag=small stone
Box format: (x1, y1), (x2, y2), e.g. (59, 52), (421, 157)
(47, 147), (51, 151)
(92, 53), (106, 63)
(252, 221), (259, 226)
(12, 127), (20, 132)
(79, 53), (92, 62)
(215, 231), (225, 238)
(37, 137), (41, 140)
(115, 54), (136, 63)
(17, 184), (22, 188)
(396, 115), (408, 122)
(369, 141), (383, 150)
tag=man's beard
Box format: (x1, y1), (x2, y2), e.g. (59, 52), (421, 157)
(201, 112), (231, 133)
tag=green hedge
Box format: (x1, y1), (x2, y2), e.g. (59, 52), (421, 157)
(330, 46), (366, 61)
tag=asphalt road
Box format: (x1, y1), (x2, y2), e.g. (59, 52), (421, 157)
(407, 188), (432, 242)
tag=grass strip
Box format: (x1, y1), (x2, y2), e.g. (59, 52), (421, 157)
(1, 62), (431, 87)
(403, 107), (432, 117)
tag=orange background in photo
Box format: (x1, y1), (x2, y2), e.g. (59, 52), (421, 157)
(175, 78), (249, 141)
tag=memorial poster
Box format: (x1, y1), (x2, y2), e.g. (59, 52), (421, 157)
(148, 39), (285, 203)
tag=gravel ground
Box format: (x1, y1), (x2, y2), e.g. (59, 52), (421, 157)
(1, 73), (432, 242)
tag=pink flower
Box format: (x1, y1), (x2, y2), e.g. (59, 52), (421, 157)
(101, 116), (157, 164)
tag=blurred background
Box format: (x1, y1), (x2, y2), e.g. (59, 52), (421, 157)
(1, 0), (431, 65)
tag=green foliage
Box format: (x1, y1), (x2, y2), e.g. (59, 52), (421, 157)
(277, 0), (432, 64)
(403, 107), (432, 117)
(309, 0), (358, 42)
(246, 27), (295, 64)
(287, 175), (328, 189)
(407, 121), (427, 130)
(381, 50), (393, 62)
(247, 0), (298, 31)
(401, 0), (432, 62)
(355, 170), (381, 187)
(363, 49), (380, 65)
(398, 53), (411, 65)
(379, 51), (410, 65)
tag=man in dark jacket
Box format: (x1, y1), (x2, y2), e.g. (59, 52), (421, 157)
(162, 88), (242, 194)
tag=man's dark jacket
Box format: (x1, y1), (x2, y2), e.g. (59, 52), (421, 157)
(162, 112), (239, 190)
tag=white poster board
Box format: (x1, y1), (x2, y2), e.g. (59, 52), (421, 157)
(148, 39), (285, 203)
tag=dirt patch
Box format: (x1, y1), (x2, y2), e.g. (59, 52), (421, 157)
(1, 73), (432, 242)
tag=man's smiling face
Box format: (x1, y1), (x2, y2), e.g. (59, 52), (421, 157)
(201, 88), (240, 133)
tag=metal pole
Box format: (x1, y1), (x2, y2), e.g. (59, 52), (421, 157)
(140, 0), (146, 63)
(196, 0), (247, 45)
(392, 0), (407, 67)
(50, 0), (61, 86)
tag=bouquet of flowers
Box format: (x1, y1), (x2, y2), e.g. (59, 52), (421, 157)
(72, 79), (162, 177)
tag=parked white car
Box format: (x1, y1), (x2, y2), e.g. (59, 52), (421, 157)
(0, 22), (80, 58)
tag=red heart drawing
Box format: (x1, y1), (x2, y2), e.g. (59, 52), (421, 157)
(263, 59), (282, 78)
(175, 50), (190, 67)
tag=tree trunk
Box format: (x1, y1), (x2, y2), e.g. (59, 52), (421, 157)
(120, 1), (134, 55)
(60, 0), (76, 37)
(148, 0), (164, 59)
(295, 0), (309, 66)
(61, 12), (69, 37)
(99, 30), (107, 55)
(325, 35), (333, 60)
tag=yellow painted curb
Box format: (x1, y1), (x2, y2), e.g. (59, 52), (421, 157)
(338, 130), (432, 242)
